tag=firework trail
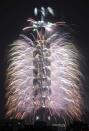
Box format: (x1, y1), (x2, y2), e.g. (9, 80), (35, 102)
(5, 7), (89, 124)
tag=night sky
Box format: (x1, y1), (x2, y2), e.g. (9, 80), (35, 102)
(0, 0), (89, 121)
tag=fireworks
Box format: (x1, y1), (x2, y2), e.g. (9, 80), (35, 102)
(5, 7), (88, 124)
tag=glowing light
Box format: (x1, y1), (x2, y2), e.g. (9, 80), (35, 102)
(5, 7), (88, 125)
(5, 32), (85, 123)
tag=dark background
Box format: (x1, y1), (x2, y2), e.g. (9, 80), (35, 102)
(0, 0), (89, 121)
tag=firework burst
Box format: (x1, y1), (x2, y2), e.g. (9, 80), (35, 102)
(5, 7), (89, 124)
